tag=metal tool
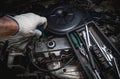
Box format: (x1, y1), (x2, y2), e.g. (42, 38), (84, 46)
(89, 31), (113, 66)
(101, 45), (113, 66)
(89, 30), (120, 78)
(74, 33), (88, 58)
(69, 32), (101, 79)
(82, 25), (101, 79)
(85, 24), (92, 48)
(82, 31), (88, 48)
(84, 25), (95, 66)
(82, 30), (95, 62)
(113, 58), (120, 78)
(69, 33), (87, 57)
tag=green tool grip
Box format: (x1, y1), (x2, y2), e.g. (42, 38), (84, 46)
(37, 26), (46, 38)
(73, 33), (83, 46)
(69, 33), (79, 47)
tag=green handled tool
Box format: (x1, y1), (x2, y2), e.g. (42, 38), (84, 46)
(69, 32), (87, 57)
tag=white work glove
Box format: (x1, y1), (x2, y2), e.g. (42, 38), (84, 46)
(13, 13), (47, 38)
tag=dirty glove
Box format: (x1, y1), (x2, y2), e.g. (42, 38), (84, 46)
(12, 13), (47, 37)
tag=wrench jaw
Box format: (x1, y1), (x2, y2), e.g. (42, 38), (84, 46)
(101, 45), (113, 66)
(78, 47), (89, 59)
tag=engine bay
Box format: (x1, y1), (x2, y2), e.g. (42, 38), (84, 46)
(0, 0), (120, 79)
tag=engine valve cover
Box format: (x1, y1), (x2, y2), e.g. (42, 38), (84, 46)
(46, 4), (85, 35)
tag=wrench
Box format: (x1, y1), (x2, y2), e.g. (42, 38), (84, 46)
(83, 25), (101, 79)
(89, 31), (113, 66)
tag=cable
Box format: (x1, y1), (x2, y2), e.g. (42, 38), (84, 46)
(25, 36), (75, 72)
(30, 50), (74, 72)
(32, 56), (74, 72)
(27, 36), (75, 72)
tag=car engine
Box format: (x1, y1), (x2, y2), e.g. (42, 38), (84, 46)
(0, 0), (120, 79)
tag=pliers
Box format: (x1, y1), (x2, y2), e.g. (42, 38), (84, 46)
(69, 32), (87, 57)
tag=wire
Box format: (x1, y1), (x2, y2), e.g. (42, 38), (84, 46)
(30, 50), (74, 72)
(25, 36), (74, 72)
(32, 56), (74, 72)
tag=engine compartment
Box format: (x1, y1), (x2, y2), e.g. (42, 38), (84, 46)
(0, 0), (120, 79)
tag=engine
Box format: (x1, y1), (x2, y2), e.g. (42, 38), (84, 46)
(0, 0), (120, 79)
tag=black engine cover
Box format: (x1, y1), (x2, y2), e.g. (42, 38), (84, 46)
(46, 4), (85, 35)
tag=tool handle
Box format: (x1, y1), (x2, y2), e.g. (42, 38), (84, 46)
(69, 33), (79, 47)
(73, 33), (83, 46)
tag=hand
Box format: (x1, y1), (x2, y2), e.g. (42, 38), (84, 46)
(14, 13), (47, 38)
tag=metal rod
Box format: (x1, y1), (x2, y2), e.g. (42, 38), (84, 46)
(101, 45), (113, 66)
(85, 25), (92, 47)
(83, 27), (101, 79)
(89, 31), (113, 66)
(113, 58), (120, 78)
(95, 70), (101, 79)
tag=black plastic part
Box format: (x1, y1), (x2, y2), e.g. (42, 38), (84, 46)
(46, 4), (85, 35)
(66, 33), (93, 79)
(66, 21), (120, 79)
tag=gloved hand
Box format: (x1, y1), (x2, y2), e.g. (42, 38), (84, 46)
(13, 13), (47, 38)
